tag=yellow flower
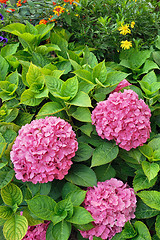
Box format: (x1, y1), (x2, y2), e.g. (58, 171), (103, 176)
(133, 0), (137, 2)
(53, 6), (65, 16)
(118, 24), (131, 35)
(39, 19), (48, 25)
(121, 40), (132, 50)
(73, 0), (79, 6)
(131, 21), (135, 28)
(48, 15), (56, 22)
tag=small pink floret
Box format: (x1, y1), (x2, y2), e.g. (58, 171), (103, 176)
(10, 116), (78, 183)
(80, 178), (137, 240)
(22, 222), (50, 240)
(91, 89), (151, 151)
(112, 79), (131, 93)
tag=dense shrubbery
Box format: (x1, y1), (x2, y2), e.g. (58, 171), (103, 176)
(0, 1), (160, 240)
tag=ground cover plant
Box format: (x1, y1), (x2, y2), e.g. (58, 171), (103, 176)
(0, 2), (160, 240)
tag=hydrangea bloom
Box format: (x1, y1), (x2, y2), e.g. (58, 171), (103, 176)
(80, 178), (137, 240)
(112, 79), (131, 93)
(10, 116), (78, 184)
(91, 89), (151, 151)
(22, 222), (50, 240)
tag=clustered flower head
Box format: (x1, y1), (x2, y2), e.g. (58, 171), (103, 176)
(80, 178), (137, 240)
(10, 116), (78, 184)
(112, 79), (131, 93)
(22, 222), (50, 240)
(91, 89), (151, 151)
(53, 5), (65, 16)
(39, 19), (48, 25)
(0, 0), (8, 3)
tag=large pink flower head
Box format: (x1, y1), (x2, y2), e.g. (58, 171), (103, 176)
(10, 116), (78, 184)
(112, 79), (131, 93)
(22, 222), (50, 240)
(91, 89), (151, 151)
(80, 178), (137, 240)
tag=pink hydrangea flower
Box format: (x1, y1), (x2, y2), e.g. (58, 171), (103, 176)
(80, 178), (137, 240)
(91, 89), (151, 151)
(112, 79), (131, 93)
(10, 116), (78, 184)
(22, 222), (50, 240)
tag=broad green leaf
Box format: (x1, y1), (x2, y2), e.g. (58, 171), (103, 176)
(62, 182), (80, 199)
(155, 36), (160, 50)
(139, 145), (153, 159)
(46, 222), (55, 240)
(141, 60), (159, 74)
(155, 215), (160, 238)
(141, 71), (157, 84)
(14, 111), (34, 126)
(1, 183), (23, 206)
(0, 162), (7, 170)
(3, 214), (28, 240)
(0, 133), (7, 157)
(21, 89), (44, 106)
(122, 221), (137, 239)
(51, 211), (67, 226)
(104, 71), (129, 86)
(135, 199), (160, 219)
(50, 32), (68, 58)
(65, 189), (87, 206)
(73, 142), (93, 162)
(45, 75), (63, 93)
(82, 47), (98, 68)
(1, 43), (19, 58)
(69, 91), (92, 107)
(0, 206), (13, 219)
(6, 71), (19, 85)
(137, 191), (160, 211)
(4, 109), (19, 123)
(65, 164), (97, 187)
(73, 222), (94, 231)
(148, 137), (160, 151)
(120, 148), (145, 164)
(26, 63), (42, 86)
(36, 102), (65, 119)
(67, 206), (94, 224)
(133, 221), (151, 240)
(71, 107), (92, 122)
(1, 23), (26, 35)
(0, 55), (9, 81)
(61, 76), (78, 99)
(54, 198), (73, 219)
(74, 69), (94, 84)
(0, 81), (17, 94)
(91, 142), (119, 167)
(133, 170), (157, 192)
(92, 60), (107, 83)
(153, 149), (160, 161)
(93, 164), (116, 182)
(51, 220), (71, 240)
(27, 195), (56, 220)
(22, 208), (44, 226)
(79, 123), (93, 137)
(142, 161), (159, 181)
(36, 23), (54, 39)
(0, 170), (15, 189)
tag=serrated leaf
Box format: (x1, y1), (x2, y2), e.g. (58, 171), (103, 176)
(73, 142), (93, 162)
(71, 107), (92, 122)
(142, 161), (159, 181)
(133, 170), (157, 192)
(1, 183), (23, 206)
(135, 199), (160, 219)
(0, 206), (13, 219)
(52, 221), (71, 240)
(61, 76), (78, 99)
(65, 190), (87, 206)
(69, 91), (92, 107)
(22, 208), (44, 226)
(133, 221), (151, 240)
(36, 102), (64, 119)
(137, 191), (160, 211)
(0, 170), (15, 189)
(21, 89), (44, 106)
(67, 206), (94, 224)
(3, 214), (28, 240)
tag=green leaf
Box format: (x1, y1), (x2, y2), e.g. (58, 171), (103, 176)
(1, 23), (26, 35)
(0, 55), (9, 81)
(51, 211), (67, 226)
(104, 71), (129, 86)
(67, 206), (94, 224)
(3, 214), (28, 240)
(36, 23), (54, 39)
(133, 221), (151, 240)
(62, 182), (80, 199)
(155, 215), (160, 238)
(69, 91), (92, 107)
(122, 221), (137, 239)
(82, 47), (98, 68)
(93, 164), (116, 182)
(0, 170), (15, 189)
(73, 142), (93, 162)
(61, 76), (78, 99)
(91, 142), (119, 167)
(27, 195), (56, 220)
(0, 133), (7, 158)
(36, 102), (65, 119)
(153, 149), (160, 161)
(65, 164), (97, 187)
(148, 137), (160, 151)
(14, 112), (34, 126)
(92, 61), (107, 83)
(79, 123), (93, 137)
(135, 199), (160, 219)
(22, 208), (44, 226)
(71, 107), (92, 122)
(141, 60), (159, 74)
(74, 69), (94, 84)
(54, 198), (73, 219)
(120, 148), (144, 165)
(45, 75), (63, 93)
(1, 183), (23, 206)
(26, 63), (42, 86)
(0, 206), (13, 219)
(142, 161), (159, 181)
(139, 145), (153, 159)
(1, 43), (19, 58)
(46, 222), (55, 240)
(73, 222), (94, 231)
(20, 89), (44, 106)
(137, 191), (160, 211)
(65, 189), (87, 206)
(4, 109), (19, 123)
(133, 170), (157, 192)
(51, 220), (71, 240)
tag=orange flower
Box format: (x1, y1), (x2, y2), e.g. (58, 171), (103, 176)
(6, 8), (15, 12)
(39, 19), (48, 25)
(22, 0), (27, 3)
(53, 5), (65, 16)
(48, 15), (56, 22)
(0, 0), (8, 3)
(64, 0), (74, 4)
(16, 0), (22, 6)
(52, 1), (56, 5)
